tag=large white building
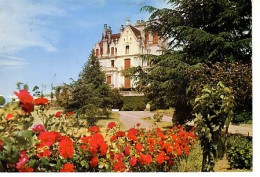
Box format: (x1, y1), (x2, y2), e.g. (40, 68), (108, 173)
(94, 18), (167, 94)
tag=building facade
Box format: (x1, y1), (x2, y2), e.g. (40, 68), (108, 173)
(94, 18), (167, 94)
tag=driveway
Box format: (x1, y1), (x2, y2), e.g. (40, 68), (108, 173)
(117, 111), (172, 130)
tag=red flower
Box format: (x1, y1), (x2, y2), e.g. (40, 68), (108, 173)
(32, 124), (46, 133)
(66, 112), (74, 116)
(19, 167), (34, 172)
(16, 150), (28, 170)
(80, 136), (91, 144)
(130, 156), (137, 167)
(89, 126), (100, 133)
(14, 90), (34, 113)
(140, 153), (152, 165)
(37, 148), (51, 158)
(107, 122), (116, 129)
(136, 123), (141, 127)
(5, 113), (14, 121)
(60, 163), (75, 172)
(110, 135), (118, 142)
(90, 156), (98, 168)
(114, 153), (124, 162)
(38, 131), (57, 147)
(58, 136), (74, 159)
(34, 97), (48, 105)
(135, 142), (143, 152)
(156, 152), (169, 165)
(116, 131), (125, 137)
(55, 111), (62, 118)
(0, 139), (4, 151)
(127, 128), (138, 141)
(113, 161), (126, 172)
(124, 146), (130, 156)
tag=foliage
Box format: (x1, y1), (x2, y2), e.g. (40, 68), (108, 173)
(188, 61), (252, 116)
(233, 112), (252, 124)
(0, 96), (5, 105)
(126, 53), (197, 124)
(32, 86), (41, 97)
(142, 0), (251, 64)
(193, 82), (234, 171)
(63, 51), (115, 123)
(109, 89), (123, 109)
(0, 90), (198, 172)
(153, 113), (163, 122)
(227, 135), (252, 169)
(122, 96), (146, 111)
(176, 142), (202, 172)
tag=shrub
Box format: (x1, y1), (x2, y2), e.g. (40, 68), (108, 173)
(122, 96), (146, 111)
(153, 113), (163, 122)
(227, 135), (252, 169)
(233, 112), (252, 124)
(0, 96), (5, 105)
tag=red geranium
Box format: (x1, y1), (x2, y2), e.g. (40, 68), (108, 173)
(124, 146), (130, 156)
(34, 97), (48, 105)
(60, 163), (74, 172)
(0, 139), (3, 151)
(136, 123), (141, 127)
(5, 113), (14, 121)
(38, 131), (57, 147)
(66, 112), (74, 116)
(18, 166), (34, 172)
(14, 90), (34, 113)
(140, 153), (152, 165)
(135, 142), (143, 152)
(156, 152), (169, 164)
(107, 122), (116, 129)
(90, 156), (98, 168)
(58, 136), (74, 159)
(37, 148), (51, 158)
(89, 126), (100, 133)
(32, 124), (46, 133)
(130, 156), (137, 167)
(113, 161), (126, 172)
(55, 111), (62, 118)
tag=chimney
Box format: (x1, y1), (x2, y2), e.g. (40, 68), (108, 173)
(104, 24), (107, 30)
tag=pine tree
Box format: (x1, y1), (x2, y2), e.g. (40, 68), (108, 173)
(142, 0), (251, 64)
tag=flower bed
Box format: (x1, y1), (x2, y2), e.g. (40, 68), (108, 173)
(0, 90), (197, 172)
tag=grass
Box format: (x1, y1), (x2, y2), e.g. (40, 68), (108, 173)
(153, 108), (175, 117)
(96, 111), (125, 132)
(141, 116), (172, 130)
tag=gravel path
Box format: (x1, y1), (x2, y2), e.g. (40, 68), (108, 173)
(118, 111), (252, 136)
(117, 111), (172, 130)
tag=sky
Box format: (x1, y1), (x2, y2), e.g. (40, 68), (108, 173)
(0, 0), (171, 101)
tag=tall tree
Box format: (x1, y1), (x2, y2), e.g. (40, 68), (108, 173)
(142, 0), (251, 64)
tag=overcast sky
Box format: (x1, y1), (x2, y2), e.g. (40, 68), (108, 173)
(0, 0), (170, 101)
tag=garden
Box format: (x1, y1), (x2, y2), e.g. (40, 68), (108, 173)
(0, 0), (252, 173)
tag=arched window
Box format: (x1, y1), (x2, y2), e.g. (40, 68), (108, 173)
(125, 45), (129, 54)
(111, 47), (114, 55)
(95, 49), (99, 56)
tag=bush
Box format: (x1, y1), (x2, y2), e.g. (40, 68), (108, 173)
(233, 112), (252, 124)
(122, 96), (146, 111)
(227, 135), (252, 169)
(0, 96), (5, 105)
(153, 113), (163, 122)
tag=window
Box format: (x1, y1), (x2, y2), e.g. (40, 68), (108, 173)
(106, 76), (111, 84)
(95, 49), (99, 56)
(126, 45), (129, 54)
(111, 47), (114, 55)
(153, 34), (158, 44)
(124, 59), (130, 69)
(115, 48), (117, 54)
(124, 76), (130, 88)
(111, 60), (114, 67)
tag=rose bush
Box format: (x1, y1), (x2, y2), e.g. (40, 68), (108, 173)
(0, 89), (197, 172)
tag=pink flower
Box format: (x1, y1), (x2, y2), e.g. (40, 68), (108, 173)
(32, 124), (46, 133)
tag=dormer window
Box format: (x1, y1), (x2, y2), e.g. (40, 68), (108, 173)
(126, 45), (129, 54)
